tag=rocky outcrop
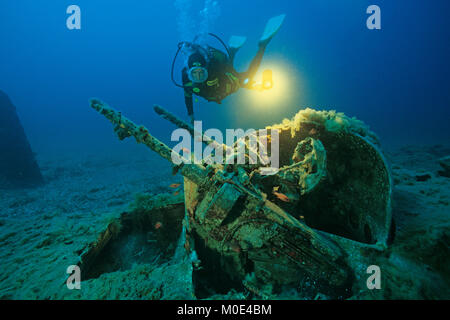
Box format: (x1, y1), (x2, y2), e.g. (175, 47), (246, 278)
(0, 90), (43, 188)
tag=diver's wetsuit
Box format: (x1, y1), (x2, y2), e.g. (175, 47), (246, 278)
(182, 44), (266, 118)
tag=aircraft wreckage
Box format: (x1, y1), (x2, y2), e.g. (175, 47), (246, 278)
(83, 99), (393, 299)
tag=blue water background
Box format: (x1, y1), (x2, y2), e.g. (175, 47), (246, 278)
(0, 0), (449, 158)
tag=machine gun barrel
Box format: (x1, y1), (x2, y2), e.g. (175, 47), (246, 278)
(153, 105), (229, 156)
(90, 99), (207, 184)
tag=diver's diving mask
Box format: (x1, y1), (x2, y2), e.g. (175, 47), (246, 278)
(188, 64), (209, 84)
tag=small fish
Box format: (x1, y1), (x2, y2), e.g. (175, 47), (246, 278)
(173, 191), (180, 196)
(273, 191), (291, 202)
(181, 147), (191, 154)
(309, 128), (318, 135)
(154, 222), (163, 230)
(170, 183), (181, 189)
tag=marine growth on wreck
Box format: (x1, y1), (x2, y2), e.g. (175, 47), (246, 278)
(85, 99), (395, 299)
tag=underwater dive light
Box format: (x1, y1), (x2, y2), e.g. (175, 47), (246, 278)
(250, 69), (274, 91)
(262, 69), (273, 90)
(243, 63), (293, 108)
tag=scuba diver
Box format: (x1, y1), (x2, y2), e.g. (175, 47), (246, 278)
(171, 14), (286, 123)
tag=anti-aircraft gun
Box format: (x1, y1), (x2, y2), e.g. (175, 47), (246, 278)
(90, 99), (393, 299)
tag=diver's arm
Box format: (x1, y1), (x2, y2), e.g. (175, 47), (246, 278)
(239, 45), (266, 88)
